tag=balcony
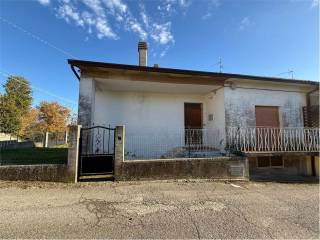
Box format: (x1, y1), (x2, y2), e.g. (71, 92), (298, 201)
(226, 127), (320, 154)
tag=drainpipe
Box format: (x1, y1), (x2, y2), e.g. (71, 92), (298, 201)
(70, 64), (80, 80)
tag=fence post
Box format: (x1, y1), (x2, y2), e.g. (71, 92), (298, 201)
(67, 125), (81, 183)
(114, 125), (125, 181)
(44, 132), (49, 148)
(64, 131), (68, 145)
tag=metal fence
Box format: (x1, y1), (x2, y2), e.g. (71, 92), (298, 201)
(125, 128), (224, 160)
(28, 132), (68, 148)
(226, 127), (320, 153)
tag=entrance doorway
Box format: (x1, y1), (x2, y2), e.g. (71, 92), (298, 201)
(255, 106), (280, 151)
(184, 103), (202, 146)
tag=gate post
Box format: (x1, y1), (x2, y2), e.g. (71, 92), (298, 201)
(67, 125), (81, 183)
(114, 125), (125, 180)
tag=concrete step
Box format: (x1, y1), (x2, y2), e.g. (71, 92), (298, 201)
(78, 174), (114, 181)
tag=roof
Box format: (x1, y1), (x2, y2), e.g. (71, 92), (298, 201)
(68, 59), (319, 86)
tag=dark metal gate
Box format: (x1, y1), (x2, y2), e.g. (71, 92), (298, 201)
(79, 126), (115, 177)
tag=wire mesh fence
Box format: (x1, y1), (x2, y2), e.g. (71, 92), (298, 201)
(125, 128), (224, 160)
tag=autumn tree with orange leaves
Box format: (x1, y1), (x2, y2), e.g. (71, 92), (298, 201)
(20, 108), (40, 138)
(36, 101), (71, 133)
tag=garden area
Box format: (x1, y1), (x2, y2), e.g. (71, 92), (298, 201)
(0, 147), (68, 165)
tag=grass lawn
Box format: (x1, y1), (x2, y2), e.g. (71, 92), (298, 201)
(0, 147), (68, 165)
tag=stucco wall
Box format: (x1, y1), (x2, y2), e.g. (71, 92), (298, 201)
(92, 87), (227, 157)
(94, 89), (225, 134)
(224, 80), (308, 128)
(205, 88), (226, 147)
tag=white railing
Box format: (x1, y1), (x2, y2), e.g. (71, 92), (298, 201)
(125, 128), (224, 160)
(226, 127), (320, 153)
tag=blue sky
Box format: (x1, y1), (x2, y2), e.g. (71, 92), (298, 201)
(0, 0), (319, 112)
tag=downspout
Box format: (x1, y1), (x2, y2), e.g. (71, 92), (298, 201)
(70, 64), (80, 80)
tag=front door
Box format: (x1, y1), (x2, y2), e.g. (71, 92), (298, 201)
(255, 106), (280, 151)
(184, 103), (202, 146)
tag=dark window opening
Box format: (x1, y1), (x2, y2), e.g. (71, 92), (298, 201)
(257, 156), (283, 168)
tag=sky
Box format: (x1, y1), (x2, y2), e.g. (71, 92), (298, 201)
(0, 0), (319, 113)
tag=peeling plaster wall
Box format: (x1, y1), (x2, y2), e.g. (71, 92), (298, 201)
(78, 77), (95, 127)
(204, 88), (226, 148)
(224, 80), (308, 128)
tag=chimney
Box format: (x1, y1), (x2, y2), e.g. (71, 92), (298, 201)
(138, 41), (148, 66)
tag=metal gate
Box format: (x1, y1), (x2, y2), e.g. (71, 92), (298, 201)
(79, 126), (115, 177)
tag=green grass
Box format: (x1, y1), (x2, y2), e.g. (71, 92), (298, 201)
(0, 147), (68, 165)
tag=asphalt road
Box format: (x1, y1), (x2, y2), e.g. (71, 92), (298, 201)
(0, 180), (318, 239)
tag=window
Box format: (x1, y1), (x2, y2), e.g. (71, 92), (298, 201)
(270, 156), (283, 167)
(257, 156), (283, 168)
(257, 156), (270, 168)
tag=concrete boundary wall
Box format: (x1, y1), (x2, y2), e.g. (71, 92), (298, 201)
(114, 126), (249, 181)
(0, 164), (68, 182)
(117, 157), (249, 181)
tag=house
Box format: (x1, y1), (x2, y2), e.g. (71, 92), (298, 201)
(69, 42), (319, 181)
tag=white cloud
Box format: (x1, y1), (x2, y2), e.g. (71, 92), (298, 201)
(57, 3), (85, 27)
(178, 0), (191, 8)
(127, 21), (147, 40)
(239, 16), (251, 31)
(37, 0), (50, 6)
(151, 23), (174, 45)
(202, 0), (220, 20)
(81, 0), (105, 17)
(56, 0), (117, 39)
(38, 0), (175, 55)
(102, 0), (127, 14)
(157, 0), (192, 17)
(95, 18), (117, 39)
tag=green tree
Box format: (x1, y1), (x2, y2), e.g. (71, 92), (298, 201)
(4, 76), (32, 115)
(0, 76), (32, 134)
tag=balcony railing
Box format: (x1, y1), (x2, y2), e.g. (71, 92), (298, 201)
(226, 127), (320, 153)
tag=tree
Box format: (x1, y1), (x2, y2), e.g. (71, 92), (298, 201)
(37, 101), (70, 133)
(0, 95), (21, 134)
(4, 76), (32, 115)
(20, 108), (40, 138)
(0, 76), (32, 134)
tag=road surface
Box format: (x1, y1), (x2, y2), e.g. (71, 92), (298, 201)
(0, 180), (318, 239)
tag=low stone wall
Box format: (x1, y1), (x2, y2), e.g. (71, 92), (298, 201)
(115, 157), (249, 181)
(0, 164), (71, 182)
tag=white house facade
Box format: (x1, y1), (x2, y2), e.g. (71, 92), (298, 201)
(69, 42), (319, 180)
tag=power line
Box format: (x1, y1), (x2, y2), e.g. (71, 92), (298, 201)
(0, 16), (76, 58)
(0, 17), (78, 110)
(0, 70), (77, 107)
